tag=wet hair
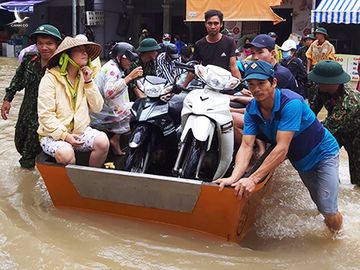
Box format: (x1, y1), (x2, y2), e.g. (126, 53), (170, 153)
(204, 9), (223, 23)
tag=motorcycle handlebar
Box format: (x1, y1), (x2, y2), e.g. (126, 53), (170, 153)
(219, 82), (247, 95)
(174, 62), (195, 73)
(172, 84), (184, 94)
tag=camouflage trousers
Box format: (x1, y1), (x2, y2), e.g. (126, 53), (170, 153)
(14, 122), (41, 169)
(335, 131), (360, 185)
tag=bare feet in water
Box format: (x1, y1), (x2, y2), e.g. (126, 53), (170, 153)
(324, 211), (343, 234)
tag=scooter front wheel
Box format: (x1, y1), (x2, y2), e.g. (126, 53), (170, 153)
(180, 137), (205, 180)
(124, 146), (150, 173)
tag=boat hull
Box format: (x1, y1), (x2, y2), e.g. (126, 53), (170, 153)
(36, 153), (271, 243)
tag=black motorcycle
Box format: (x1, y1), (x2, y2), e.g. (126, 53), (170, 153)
(124, 76), (182, 174)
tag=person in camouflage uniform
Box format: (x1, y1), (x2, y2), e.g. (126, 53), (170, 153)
(126, 38), (159, 101)
(1, 24), (62, 168)
(308, 60), (360, 185)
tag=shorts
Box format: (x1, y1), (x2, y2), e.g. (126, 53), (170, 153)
(40, 126), (103, 157)
(298, 154), (340, 215)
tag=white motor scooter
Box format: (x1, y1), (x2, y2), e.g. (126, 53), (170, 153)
(172, 64), (240, 181)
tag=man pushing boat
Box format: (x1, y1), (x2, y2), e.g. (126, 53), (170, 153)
(215, 61), (343, 234)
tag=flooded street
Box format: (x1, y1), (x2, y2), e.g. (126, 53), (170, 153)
(0, 56), (359, 269)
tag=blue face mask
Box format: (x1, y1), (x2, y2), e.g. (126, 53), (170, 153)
(163, 40), (170, 45)
(282, 50), (292, 59)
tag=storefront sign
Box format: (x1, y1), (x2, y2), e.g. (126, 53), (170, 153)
(224, 21), (242, 45)
(335, 54), (360, 82)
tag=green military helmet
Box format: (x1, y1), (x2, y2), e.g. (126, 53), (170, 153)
(314, 27), (328, 37)
(308, 60), (350, 84)
(30, 24), (63, 43)
(303, 33), (315, 41)
(137, 38), (160, 53)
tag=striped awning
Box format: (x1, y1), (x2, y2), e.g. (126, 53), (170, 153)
(311, 0), (360, 24)
(0, 0), (46, 13)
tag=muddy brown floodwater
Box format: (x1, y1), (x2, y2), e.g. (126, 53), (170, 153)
(0, 57), (359, 270)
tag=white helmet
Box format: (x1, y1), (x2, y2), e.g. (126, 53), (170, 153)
(280, 39), (297, 51)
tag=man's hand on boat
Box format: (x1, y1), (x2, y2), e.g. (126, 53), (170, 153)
(213, 176), (238, 191)
(213, 176), (256, 199)
(231, 177), (257, 200)
(65, 134), (84, 147)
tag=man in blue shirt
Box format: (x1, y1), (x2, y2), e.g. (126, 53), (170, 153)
(244, 34), (302, 96)
(215, 61), (343, 233)
(231, 34), (302, 149)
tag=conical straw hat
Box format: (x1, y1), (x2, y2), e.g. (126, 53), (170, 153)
(47, 36), (102, 68)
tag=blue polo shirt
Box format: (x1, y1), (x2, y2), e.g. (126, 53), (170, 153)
(243, 88), (339, 172)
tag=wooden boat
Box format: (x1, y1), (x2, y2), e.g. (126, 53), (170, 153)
(36, 150), (272, 243)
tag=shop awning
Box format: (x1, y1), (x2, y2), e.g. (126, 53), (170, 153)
(311, 0), (360, 24)
(186, 0), (285, 24)
(0, 0), (46, 13)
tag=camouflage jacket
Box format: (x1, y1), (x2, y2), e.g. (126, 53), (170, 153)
(4, 52), (45, 127)
(321, 84), (360, 135)
(126, 57), (157, 101)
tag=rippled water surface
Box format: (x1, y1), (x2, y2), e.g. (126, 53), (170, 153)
(0, 57), (359, 270)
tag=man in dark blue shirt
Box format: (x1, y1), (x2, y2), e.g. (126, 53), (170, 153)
(231, 34), (302, 151)
(215, 61), (343, 234)
(244, 34), (300, 95)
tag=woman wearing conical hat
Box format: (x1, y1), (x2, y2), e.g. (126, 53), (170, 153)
(37, 36), (109, 167)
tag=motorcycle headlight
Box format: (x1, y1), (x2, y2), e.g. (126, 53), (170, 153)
(207, 75), (222, 89)
(195, 64), (238, 91)
(144, 85), (163, 97)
